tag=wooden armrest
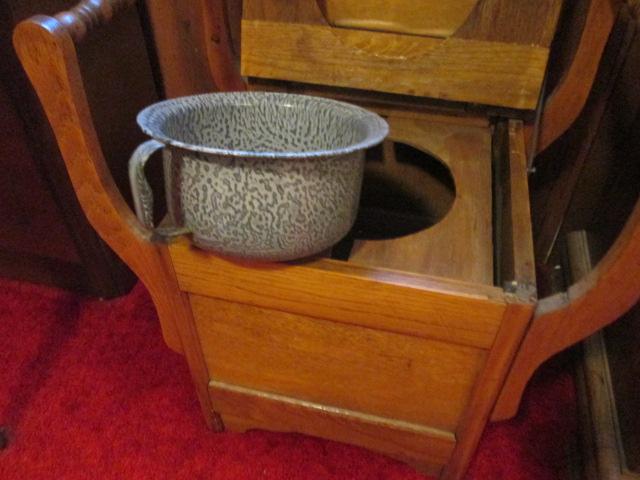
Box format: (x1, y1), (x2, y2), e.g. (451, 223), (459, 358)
(493, 198), (640, 420)
(537, 0), (618, 154)
(12, 0), (186, 354)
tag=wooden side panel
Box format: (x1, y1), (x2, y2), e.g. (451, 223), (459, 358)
(210, 381), (455, 476)
(169, 239), (506, 349)
(241, 20), (549, 110)
(13, 2), (188, 353)
(191, 295), (487, 432)
(11, 0), (228, 425)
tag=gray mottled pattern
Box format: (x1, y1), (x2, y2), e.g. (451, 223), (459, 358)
(132, 92), (388, 261)
(175, 150), (364, 259)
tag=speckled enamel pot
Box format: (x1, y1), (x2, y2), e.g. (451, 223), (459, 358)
(129, 92), (388, 261)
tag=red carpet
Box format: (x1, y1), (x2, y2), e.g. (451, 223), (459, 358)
(0, 278), (577, 479)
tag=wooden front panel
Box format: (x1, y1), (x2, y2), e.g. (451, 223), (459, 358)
(170, 239), (506, 349)
(191, 295), (487, 433)
(210, 381), (455, 477)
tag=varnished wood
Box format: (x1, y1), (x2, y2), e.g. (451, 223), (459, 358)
(1, 0), (143, 297)
(494, 120), (536, 297)
(493, 200), (640, 421)
(533, 4), (635, 263)
(243, 0), (327, 24)
(247, 77), (495, 124)
(54, 0), (136, 42)
(537, 0), (619, 153)
(443, 301), (533, 480)
(454, 0), (563, 47)
(191, 295), (487, 433)
(241, 18), (549, 110)
(14, 7), (183, 352)
(15, 3), (599, 478)
(169, 238), (507, 349)
(199, 0), (245, 91)
(12, 1), (221, 426)
(568, 231), (638, 480)
(579, 331), (640, 480)
(144, 1), (217, 97)
(246, 0), (563, 47)
(319, 0), (479, 38)
(210, 380), (455, 477)
(349, 115), (494, 285)
(604, 310), (640, 476)
(506, 122), (536, 293)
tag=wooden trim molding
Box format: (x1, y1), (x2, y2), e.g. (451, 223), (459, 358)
(493, 200), (640, 420)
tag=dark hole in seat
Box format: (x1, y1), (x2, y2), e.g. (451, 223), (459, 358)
(332, 141), (456, 260)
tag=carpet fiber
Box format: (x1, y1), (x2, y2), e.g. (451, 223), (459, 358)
(0, 278), (577, 479)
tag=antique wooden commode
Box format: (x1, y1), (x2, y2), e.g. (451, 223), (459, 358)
(13, 0), (640, 479)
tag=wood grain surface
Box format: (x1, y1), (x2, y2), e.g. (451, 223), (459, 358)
(319, 0), (479, 38)
(170, 238), (506, 349)
(494, 120), (536, 297)
(537, 0), (618, 153)
(192, 295), (486, 432)
(210, 380), (455, 476)
(349, 116), (493, 285)
(145, 1), (217, 97)
(13, 1), (222, 427)
(443, 301), (533, 480)
(241, 20), (549, 110)
(493, 200), (640, 420)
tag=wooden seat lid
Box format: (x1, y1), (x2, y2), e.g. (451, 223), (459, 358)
(241, 0), (564, 111)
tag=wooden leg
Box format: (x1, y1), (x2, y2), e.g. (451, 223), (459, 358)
(441, 303), (532, 480)
(168, 290), (219, 428)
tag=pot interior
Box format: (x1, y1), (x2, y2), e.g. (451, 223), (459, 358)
(139, 93), (387, 156)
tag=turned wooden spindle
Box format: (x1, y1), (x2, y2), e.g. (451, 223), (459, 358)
(54, 0), (137, 42)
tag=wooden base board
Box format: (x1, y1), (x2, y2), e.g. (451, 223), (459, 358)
(211, 380), (454, 477)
